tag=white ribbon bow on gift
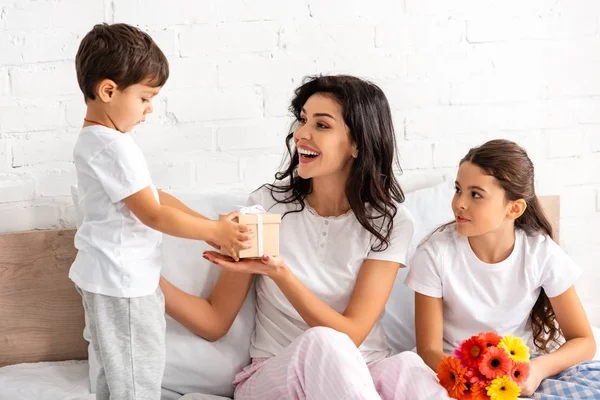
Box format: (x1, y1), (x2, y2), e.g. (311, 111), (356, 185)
(239, 205), (266, 257)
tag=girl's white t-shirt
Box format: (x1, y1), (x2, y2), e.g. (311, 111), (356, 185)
(249, 185), (415, 363)
(405, 226), (581, 353)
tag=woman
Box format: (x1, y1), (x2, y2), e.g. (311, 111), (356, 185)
(160, 75), (450, 399)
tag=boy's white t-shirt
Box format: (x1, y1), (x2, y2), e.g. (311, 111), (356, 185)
(248, 185), (415, 363)
(405, 226), (581, 353)
(69, 125), (163, 298)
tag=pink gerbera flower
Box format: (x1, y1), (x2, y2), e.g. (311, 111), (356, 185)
(479, 347), (512, 380)
(509, 361), (531, 386)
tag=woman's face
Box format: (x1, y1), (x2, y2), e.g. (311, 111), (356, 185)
(293, 93), (358, 180)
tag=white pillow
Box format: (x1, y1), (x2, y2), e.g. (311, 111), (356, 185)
(72, 187), (256, 398)
(383, 181), (455, 353)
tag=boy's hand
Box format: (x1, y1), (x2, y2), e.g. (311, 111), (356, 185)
(213, 211), (254, 261)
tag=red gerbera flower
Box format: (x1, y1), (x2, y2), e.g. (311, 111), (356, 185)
(509, 361), (531, 386)
(478, 332), (502, 348)
(437, 356), (468, 399)
(479, 346), (512, 380)
(460, 336), (488, 369)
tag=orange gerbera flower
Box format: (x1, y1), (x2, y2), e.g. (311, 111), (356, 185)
(509, 361), (530, 386)
(471, 383), (492, 400)
(460, 336), (488, 369)
(478, 332), (502, 348)
(437, 356), (468, 399)
(479, 347), (512, 380)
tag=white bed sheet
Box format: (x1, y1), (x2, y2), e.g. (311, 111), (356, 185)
(1, 328), (598, 400)
(0, 360), (231, 400)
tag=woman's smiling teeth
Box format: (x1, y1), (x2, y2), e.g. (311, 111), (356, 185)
(298, 148), (320, 158)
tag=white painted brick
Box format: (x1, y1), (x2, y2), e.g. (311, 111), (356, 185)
(64, 97), (86, 128)
(590, 131), (600, 153)
(214, 0), (307, 22)
(545, 40), (600, 98)
(0, 32), (24, 65)
(167, 87), (262, 122)
(217, 54), (297, 87)
(0, 139), (11, 171)
(113, 0), (216, 26)
(239, 153), (284, 188)
(558, 186), (598, 218)
(376, 16), (464, 50)
(178, 24), (219, 58)
(217, 117), (290, 151)
(381, 79), (451, 109)
(0, 101), (62, 133)
(149, 161), (194, 189)
(22, 31), (81, 63)
(262, 84), (296, 118)
(0, 173), (35, 203)
(397, 141), (433, 170)
(536, 156), (599, 188)
(432, 142), (473, 168)
(3, 0), (103, 31)
(195, 153), (240, 186)
(164, 57), (217, 89)
(597, 190), (600, 212)
(279, 24), (375, 55)
(467, 15), (597, 43)
(12, 133), (75, 166)
(0, 202), (59, 232)
(59, 202), (77, 228)
(328, 51), (406, 80)
(307, 0), (403, 23)
(33, 164), (77, 197)
(0, 68), (8, 96)
(217, 22), (278, 53)
(544, 129), (586, 159)
(145, 28), (177, 57)
(134, 124), (214, 161)
(11, 62), (78, 97)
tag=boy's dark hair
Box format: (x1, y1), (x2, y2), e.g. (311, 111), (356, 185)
(75, 23), (169, 102)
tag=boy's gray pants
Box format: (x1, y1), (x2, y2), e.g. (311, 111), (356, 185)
(76, 285), (166, 400)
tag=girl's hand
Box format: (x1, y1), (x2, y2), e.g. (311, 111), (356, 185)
(519, 358), (544, 397)
(203, 251), (287, 279)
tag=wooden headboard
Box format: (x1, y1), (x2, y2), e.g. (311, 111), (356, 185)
(0, 196), (560, 367)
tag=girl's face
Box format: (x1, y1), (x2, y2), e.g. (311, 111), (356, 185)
(293, 93), (358, 181)
(452, 161), (516, 237)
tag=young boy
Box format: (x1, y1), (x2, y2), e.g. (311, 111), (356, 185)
(70, 23), (252, 400)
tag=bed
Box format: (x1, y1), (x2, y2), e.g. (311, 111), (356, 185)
(0, 194), (598, 400)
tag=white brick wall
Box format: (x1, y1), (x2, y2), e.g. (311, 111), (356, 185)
(0, 0), (599, 324)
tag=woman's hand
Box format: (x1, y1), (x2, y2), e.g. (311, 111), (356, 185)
(203, 251), (287, 279)
(519, 357), (544, 397)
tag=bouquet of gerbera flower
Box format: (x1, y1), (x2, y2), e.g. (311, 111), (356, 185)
(436, 332), (531, 400)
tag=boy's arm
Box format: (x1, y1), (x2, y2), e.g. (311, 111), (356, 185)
(124, 187), (251, 250)
(157, 190), (207, 219)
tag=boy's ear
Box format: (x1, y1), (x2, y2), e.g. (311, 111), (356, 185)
(96, 79), (118, 103)
(507, 198), (527, 221)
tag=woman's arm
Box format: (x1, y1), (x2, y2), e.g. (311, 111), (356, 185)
(528, 286), (596, 376)
(160, 271), (254, 342)
(415, 292), (446, 371)
(203, 252), (400, 347)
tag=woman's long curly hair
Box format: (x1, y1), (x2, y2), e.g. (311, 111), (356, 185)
(265, 75), (405, 251)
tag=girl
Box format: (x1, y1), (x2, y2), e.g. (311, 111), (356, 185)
(160, 75), (450, 399)
(405, 139), (598, 398)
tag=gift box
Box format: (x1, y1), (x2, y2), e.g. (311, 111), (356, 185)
(220, 205), (281, 259)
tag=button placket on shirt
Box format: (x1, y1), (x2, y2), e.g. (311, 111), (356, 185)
(317, 219), (330, 257)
